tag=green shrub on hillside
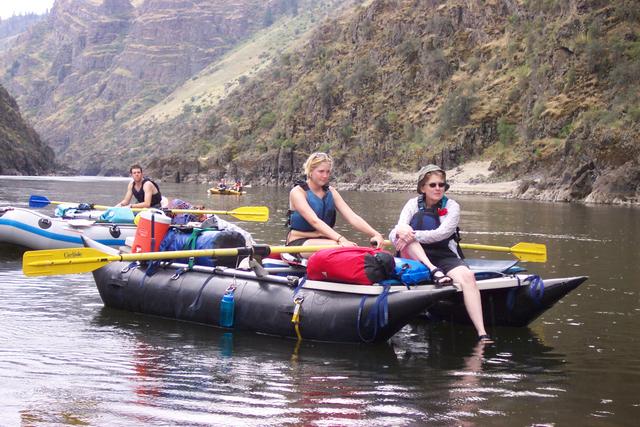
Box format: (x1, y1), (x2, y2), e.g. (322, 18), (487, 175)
(316, 71), (337, 110)
(259, 111), (277, 129)
(437, 88), (476, 132)
(396, 38), (419, 64)
(497, 117), (518, 145)
(610, 59), (640, 87)
(585, 39), (610, 76)
(614, 0), (640, 22)
(559, 123), (574, 138)
(347, 56), (376, 93)
(422, 48), (452, 81)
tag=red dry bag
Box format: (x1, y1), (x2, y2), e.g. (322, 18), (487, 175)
(306, 247), (395, 285)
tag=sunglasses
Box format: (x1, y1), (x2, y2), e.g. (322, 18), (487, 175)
(428, 182), (447, 188)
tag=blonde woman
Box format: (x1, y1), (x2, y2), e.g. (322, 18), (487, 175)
(286, 152), (385, 256)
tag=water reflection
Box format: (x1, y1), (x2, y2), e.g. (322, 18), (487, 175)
(91, 308), (402, 424)
(390, 322), (569, 424)
(2, 177), (640, 424)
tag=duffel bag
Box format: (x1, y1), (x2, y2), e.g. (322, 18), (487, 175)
(306, 246), (395, 285)
(159, 228), (246, 267)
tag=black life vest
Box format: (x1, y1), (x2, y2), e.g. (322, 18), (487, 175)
(409, 196), (462, 257)
(132, 178), (162, 208)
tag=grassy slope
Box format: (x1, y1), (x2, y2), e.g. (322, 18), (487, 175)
(131, 14), (318, 126)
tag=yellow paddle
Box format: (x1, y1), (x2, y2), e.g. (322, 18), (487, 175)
(23, 244), (341, 277)
(28, 195), (268, 222)
(382, 240), (546, 263)
(459, 242), (546, 263)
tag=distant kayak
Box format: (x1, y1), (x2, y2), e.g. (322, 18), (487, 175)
(208, 188), (246, 195)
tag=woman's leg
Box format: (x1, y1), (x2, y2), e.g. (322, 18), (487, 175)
(394, 224), (438, 271)
(299, 238), (337, 258)
(447, 265), (488, 338)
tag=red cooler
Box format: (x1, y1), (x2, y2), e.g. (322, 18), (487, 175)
(132, 210), (172, 253)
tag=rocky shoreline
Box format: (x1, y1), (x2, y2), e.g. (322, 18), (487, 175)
(332, 161), (639, 206)
(335, 161), (522, 198)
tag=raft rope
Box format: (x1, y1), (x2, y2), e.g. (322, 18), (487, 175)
(356, 284), (391, 343)
(506, 274), (545, 311)
(291, 296), (305, 341)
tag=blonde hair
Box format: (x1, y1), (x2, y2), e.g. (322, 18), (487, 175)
(303, 152), (333, 178)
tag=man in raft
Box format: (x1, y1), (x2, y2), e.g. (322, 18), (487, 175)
(116, 164), (163, 209)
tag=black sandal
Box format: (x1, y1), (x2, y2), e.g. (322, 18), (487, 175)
(478, 334), (494, 343)
(430, 267), (453, 287)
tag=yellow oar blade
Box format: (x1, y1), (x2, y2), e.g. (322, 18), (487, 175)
(510, 242), (547, 263)
(460, 242), (547, 263)
(23, 248), (116, 276)
(226, 206), (269, 222)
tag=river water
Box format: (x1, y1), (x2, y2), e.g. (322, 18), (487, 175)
(0, 176), (638, 426)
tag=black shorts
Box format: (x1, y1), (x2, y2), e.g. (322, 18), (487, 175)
(286, 237), (312, 247)
(430, 254), (468, 274)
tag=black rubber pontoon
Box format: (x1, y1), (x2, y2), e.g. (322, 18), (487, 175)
(92, 261), (456, 343)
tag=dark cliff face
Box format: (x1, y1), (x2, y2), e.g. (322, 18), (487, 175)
(0, 84), (55, 175)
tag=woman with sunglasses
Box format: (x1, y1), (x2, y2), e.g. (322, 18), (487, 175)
(389, 164), (491, 342)
(286, 152), (385, 256)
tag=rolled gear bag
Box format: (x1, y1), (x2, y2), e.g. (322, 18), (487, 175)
(393, 257), (432, 285)
(159, 228), (246, 267)
(306, 247), (396, 285)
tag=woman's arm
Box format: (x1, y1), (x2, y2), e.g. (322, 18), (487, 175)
(331, 188), (385, 247)
(389, 198), (419, 243)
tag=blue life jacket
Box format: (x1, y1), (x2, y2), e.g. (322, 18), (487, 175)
(288, 182), (336, 232)
(132, 178), (162, 208)
(409, 195), (458, 254)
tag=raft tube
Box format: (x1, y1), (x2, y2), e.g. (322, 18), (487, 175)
(424, 274), (588, 327)
(91, 261), (456, 343)
(0, 207), (136, 250)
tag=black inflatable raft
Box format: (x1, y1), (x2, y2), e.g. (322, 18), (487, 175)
(424, 274), (588, 327)
(92, 261), (456, 343)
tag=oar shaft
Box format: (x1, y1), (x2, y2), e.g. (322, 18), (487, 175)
(460, 243), (512, 253)
(26, 244), (342, 268)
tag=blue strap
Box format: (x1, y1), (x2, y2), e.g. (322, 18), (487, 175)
(525, 275), (545, 305)
(188, 274), (217, 311)
(293, 276), (307, 295)
(505, 275), (521, 312)
(506, 275), (545, 311)
(356, 285), (391, 343)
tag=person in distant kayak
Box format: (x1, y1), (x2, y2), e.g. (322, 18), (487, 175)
(389, 164), (492, 342)
(218, 178), (228, 191)
(232, 179), (243, 192)
(116, 164), (163, 209)
(286, 152), (385, 256)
